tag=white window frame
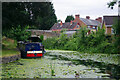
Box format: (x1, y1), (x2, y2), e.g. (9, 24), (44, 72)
(111, 28), (114, 34)
(93, 26), (95, 29)
(88, 26), (90, 28)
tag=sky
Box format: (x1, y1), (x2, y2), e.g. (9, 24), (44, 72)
(52, 0), (118, 22)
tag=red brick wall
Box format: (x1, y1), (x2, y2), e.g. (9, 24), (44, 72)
(106, 27), (112, 34)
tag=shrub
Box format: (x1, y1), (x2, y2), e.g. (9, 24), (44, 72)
(8, 25), (31, 41)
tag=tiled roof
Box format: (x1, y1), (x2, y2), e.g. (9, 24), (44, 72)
(103, 16), (119, 25)
(50, 22), (78, 30)
(80, 18), (100, 26)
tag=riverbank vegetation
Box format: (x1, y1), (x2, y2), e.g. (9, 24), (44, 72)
(43, 26), (118, 54)
(2, 37), (20, 57)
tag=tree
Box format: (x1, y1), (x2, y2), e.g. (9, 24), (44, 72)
(9, 25), (31, 41)
(2, 2), (57, 36)
(2, 2), (31, 36)
(30, 2), (57, 30)
(65, 15), (74, 22)
(112, 18), (120, 53)
(57, 19), (61, 23)
(108, 0), (117, 9)
(108, 0), (120, 53)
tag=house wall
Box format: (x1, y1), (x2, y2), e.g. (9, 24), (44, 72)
(106, 27), (112, 34)
(73, 18), (86, 27)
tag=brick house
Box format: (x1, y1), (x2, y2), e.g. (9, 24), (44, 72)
(102, 16), (119, 34)
(51, 14), (102, 35)
(73, 15), (102, 34)
(50, 21), (80, 32)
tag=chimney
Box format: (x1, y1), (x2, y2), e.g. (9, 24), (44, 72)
(75, 14), (80, 19)
(60, 21), (62, 25)
(95, 18), (98, 20)
(60, 21), (63, 27)
(86, 16), (90, 19)
(96, 17), (102, 23)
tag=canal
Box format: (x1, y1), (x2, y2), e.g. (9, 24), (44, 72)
(1, 50), (120, 79)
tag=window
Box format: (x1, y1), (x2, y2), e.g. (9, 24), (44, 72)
(76, 25), (79, 28)
(88, 26), (90, 28)
(93, 26), (95, 29)
(111, 28), (114, 34)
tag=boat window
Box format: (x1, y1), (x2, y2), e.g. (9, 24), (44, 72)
(25, 43), (40, 51)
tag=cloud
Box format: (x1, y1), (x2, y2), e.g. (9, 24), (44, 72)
(52, 0), (118, 22)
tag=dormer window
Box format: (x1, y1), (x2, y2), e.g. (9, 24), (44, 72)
(76, 25), (79, 28)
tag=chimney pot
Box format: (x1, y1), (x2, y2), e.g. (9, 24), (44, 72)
(95, 18), (98, 20)
(86, 16), (90, 19)
(96, 17), (102, 23)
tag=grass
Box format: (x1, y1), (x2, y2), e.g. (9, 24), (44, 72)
(2, 37), (17, 49)
(1, 37), (20, 57)
(2, 49), (20, 57)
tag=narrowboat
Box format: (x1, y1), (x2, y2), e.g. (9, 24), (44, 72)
(17, 36), (45, 58)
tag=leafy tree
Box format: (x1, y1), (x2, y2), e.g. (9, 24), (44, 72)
(57, 19), (61, 23)
(59, 32), (68, 49)
(2, 2), (31, 36)
(108, 0), (120, 53)
(112, 18), (120, 53)
(108, 0), (118, 9)
(2, 2), (57, 36)
(30, 2), (57, 30)
(65, 15), (74, 22)
(8, 25), (31, 41)
(40, 35), (44, 42)
(76, 27), (88, 51)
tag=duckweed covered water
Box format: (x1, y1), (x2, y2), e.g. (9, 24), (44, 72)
(2, 50), (120, 79)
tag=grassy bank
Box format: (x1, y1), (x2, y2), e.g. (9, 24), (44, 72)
(2, 49), (19, 57)
(1, 37), (20, 57)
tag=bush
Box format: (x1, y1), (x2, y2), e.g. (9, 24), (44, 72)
(40, 35), (44, 42)
(43, 26), (116, 54)
(64, 38), (77, 51)
(8, 25), (31, 41)
(42, 37), (58, 49)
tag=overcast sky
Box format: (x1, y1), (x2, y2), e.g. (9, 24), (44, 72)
(52, 0), (118, 22)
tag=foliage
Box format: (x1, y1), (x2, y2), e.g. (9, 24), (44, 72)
(43, 26), (117, 54)
(57, 19), (61, 23)
(76, 27), (88, 51)
(108, 0), (120, 9)
(65, 15), (74, 22)
(2, 2), (57, 36)
(2, 36), (17, 49)
(2, 37), (19, 57)
(42, 37), (58, 49)
(40, 35), (44, 42)
(2, 49), (20, 57)
(8, 25), (31, 41)
(60, 29), (67, 33)
(58, 32), (68, 49)
(112, 18), (120, 53)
